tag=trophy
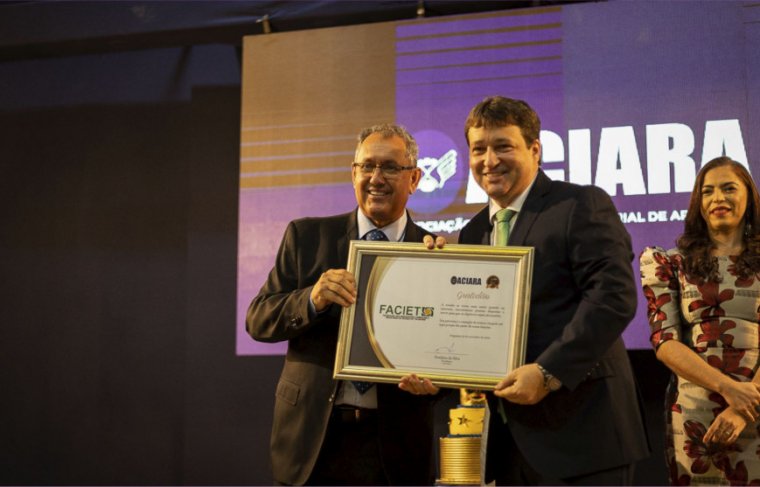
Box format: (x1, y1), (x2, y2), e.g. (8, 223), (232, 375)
(437, 389), (487, 485)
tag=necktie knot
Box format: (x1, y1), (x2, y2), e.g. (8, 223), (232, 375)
(364, 229), (389, 241)
(495, 208), (515, 224)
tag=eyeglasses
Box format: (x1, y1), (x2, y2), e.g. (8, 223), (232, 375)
(352, 162), (416, 178)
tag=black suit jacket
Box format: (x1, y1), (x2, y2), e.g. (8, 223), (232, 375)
(246, 210), (437, 486)
(458, 171), (649, 478)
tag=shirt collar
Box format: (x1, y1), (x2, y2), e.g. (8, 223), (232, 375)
(488, 173), (538, 224)
(356, 209), (407, 242)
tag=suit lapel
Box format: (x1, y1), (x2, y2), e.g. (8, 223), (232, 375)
(509, 170), (552, 246)
(470, 207), (492, 245)
(337, 210), (359, 267)
(402, 211), (424, 242)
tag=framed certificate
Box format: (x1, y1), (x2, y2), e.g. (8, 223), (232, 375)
(334, 241), (533, 389)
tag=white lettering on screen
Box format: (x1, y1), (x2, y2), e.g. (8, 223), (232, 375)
(464, 119), (749, 202)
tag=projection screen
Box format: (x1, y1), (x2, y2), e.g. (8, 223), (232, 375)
(237, 1), (760, 355)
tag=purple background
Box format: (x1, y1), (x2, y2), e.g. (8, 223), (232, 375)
(238, 1), (760, 354)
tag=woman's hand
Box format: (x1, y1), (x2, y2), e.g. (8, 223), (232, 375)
(704, 407), (748, 446)
(718, 381), (760, 422)
(656, 341), (760, 422)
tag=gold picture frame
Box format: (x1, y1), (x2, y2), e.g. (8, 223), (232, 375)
(334, 241), (533, 389)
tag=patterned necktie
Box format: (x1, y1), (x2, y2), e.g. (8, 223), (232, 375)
(350, 228), (390, 394)
(494, 208), (516, 246)
(364, 229), (389, 242)
(494, 209), (515, 422)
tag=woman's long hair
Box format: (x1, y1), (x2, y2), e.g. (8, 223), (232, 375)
(677, 157), (760, 281)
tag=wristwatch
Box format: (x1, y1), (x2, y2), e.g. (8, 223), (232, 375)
(536, 364), (562, 392)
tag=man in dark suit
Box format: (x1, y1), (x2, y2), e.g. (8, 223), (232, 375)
(458, 96), (649, 485)
(246, 124), (442, 486)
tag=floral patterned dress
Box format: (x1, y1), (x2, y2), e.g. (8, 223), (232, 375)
(641, 247), (760, 485)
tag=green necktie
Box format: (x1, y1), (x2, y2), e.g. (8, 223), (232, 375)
(495, 208), (516, 246)
(494, 208), (515, 423)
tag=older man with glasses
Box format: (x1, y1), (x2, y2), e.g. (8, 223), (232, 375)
(247, 124), (444, 486)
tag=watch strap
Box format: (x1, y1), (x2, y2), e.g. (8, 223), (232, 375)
(536, 363), (561, 392)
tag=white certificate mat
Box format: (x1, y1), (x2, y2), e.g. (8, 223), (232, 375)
(334, 241), (533, 389)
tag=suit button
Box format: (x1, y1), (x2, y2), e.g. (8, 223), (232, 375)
(586, 362), (601, 377)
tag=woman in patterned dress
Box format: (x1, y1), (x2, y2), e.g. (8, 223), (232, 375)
(641, 157), (760, 485)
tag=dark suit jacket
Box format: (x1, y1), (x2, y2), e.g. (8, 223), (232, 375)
(247, 210), (437, 486)
(458, 171), (649, 479)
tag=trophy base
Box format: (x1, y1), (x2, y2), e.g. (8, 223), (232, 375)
(437, 435), (482, 486)
(435, 479), (480, 485)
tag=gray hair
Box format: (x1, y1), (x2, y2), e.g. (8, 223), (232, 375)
(356, 123), (418, 166)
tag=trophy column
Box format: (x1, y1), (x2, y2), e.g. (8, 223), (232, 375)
(436, 389), (487, 485)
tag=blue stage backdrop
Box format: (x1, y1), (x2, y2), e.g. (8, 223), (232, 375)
(237, 1), (760, 355)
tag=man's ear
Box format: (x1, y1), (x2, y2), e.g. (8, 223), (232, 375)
(408, 167), (421, 194)
(531, 138), (542, 165)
